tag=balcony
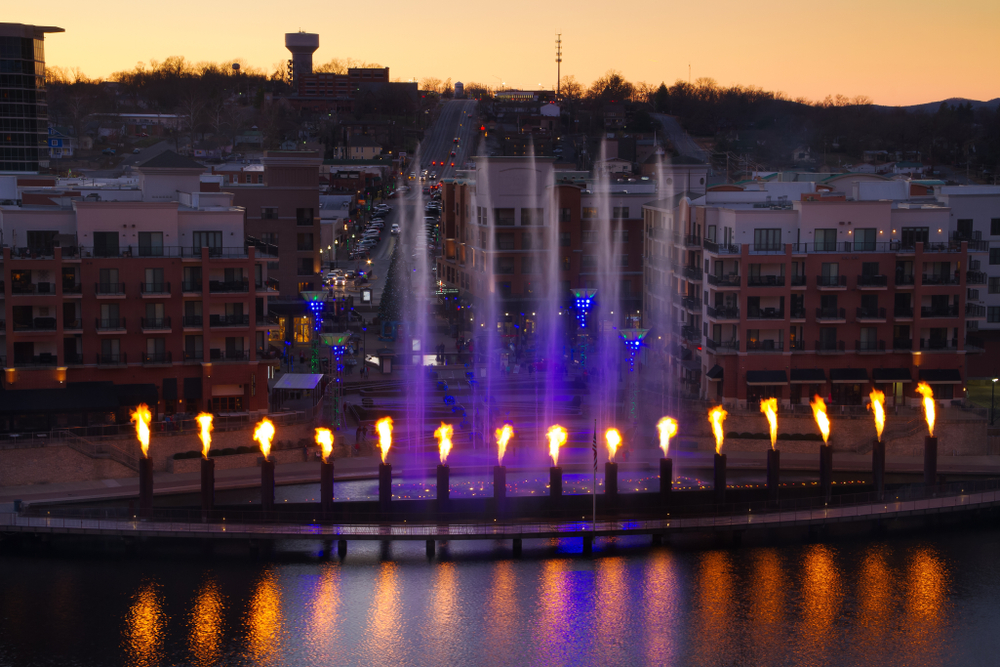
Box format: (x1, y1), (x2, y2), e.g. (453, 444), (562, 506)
(893, 306), (913, 318)
(63, 318), (82, 331)
(815, 340), (846, 353)
(921, 273), (960, 286)
(679, 325), (701, 343)
(920, 305), (959, 318)
(65, 353), (84, 366)
(680, 266), (703, 281)
(816, 275), (847, 288)
(966, 335), (985, 352)
(706, 305), (739, 320)
(140, 282), (171, 295)
(857, 274), (888, 288)
(63, 283), (82, 295)
(182, 281), (203, 293)
(966, 271), (987, 285)
(799, 241), (897, 253)
(747, 275), (785, 287)
(893, 338), (913, 351)
(707, 273), (741, 288)
(140, 317), (171, 331)
(182, 315), (203, 328)
(705, 339), (739, 354)
(746, 340), (784, 353)
(256, 315), (279, 327)
(895, 274), (915, 287)
(702, 240), (741, 255)
(749, 244), (785, 256)
(14, 354), (58, 367)
(208, 279), (250, 293)
(855, 339), (886, 353)
(920, 338), (958, 351)
(682, 234), (701, 248)
(966, 303), (987, 318)
(210, 350), (250, 363)
(97, 353), (127, 365)
(747, 308), (784, 320)
(790, 275), (806, 287)
(95, 282), (125, 296)
(96, 318), (126, 331)
(11, 282), (56, 295)
(141, 352), (173, 365)
(856, 307), (886, 320)
(816, 307), (846, 321)
(789, 340), (805, 351)
(680, 297), (702, 312)
(12, 318), (57, 332)
(915, 242), (962, 254)
(183, 350), (203, 363)
(209, 314), (251, 327)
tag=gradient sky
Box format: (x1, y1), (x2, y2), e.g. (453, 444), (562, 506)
(9, 0), (999, 106)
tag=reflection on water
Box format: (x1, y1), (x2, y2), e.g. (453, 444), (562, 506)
(123, 580), (165, 667)
(594, 556), (629, 664)
(244, 568), (284, 666)
(188, 576), (225, 667)
(903, 546), (951, 664)
(535, 557), (572, 666)
(356, 562), (404, 667)
(641, 550), (682, 664)
(797, 545), (843, 663)
(692, 550), (734, 664)
(304, 563), (341, 663)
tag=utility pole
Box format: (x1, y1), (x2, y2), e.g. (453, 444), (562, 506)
(555, 34), (562, 99)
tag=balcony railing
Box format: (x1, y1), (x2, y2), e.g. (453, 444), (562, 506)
(816, 307), (846, 320)
(856, 339), (886, 352)
(680, 325), (701, 342)
(966, 303), (987, 317)
(921, 273), (960, 286)
(747, 275), (785, 287)
(14, 354), (58, 367)
(967, 335), (985, 351)
(142, 352), (172, 365)
(747, 308), (784, 320)
(63, 318), (82, 330)
(702, 240), (741, 254)
(857, 274), (888, 287)
(182, 315), (203, 327)
(920, 338), (958, 351)
(706, 306), (740, 320)
(95, 318), (126, 331)
(210, 350), (250, 362)
(966, 271), (988, 285)
(815, 340), (846, 353)
(256, 315), (279, 327)
(895, 274), (915, 286)
(95, 282), (125, 295)
(893, 338), (913, 350)
(856, 307), (886, 320)
(209, 280), (250, 293)
(707, 273), (741, 287)
(682, 234), (701, 248)
(790, 275), (806, 286)
(749, 244), (785, 255)
(80, 246), (253, 259)
(680, 297), (702, 311)
(65, 353), (84, 365)
(183, 350), (203, 362)
(97, 353), (127, 365)
(140, 317), (171, 330)
(12, 318), (57, 332)
(182, 281), (203, 292)
(681, 266), (703, 281)
(789, 340), (805, 351)
(816, 275), (847, 287)
(140, 282), (171, 295)
(893, 306), (913, 318)
(62, 283), (82, 294)
(920, 305), (959, 318)
(705, 339), (739, 353)
(790, 307), (806, 319)
(746, 340), (784, 352)
(12, 282), (56, 295)
(209, 314), (251, 327)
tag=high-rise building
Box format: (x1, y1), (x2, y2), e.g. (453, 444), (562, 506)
(0, 23), (63, 173)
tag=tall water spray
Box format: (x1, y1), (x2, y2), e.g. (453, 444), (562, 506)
(401, 146), (429, 455)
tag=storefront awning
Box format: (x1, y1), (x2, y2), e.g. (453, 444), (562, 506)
(746, 370), (788, 386)
(706, 365), (724, 381)
(790, 368), (826, 384)
(918, 368), (963, 384)
(830, 368), (869, 384)
(873, 368), (912, 383)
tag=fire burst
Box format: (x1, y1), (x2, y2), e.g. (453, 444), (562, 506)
(546, 425), (567, 467)
(435, 423), (454, 465)
(605, 428), (622, 463)
(657, 417), (678, 458)
(760, 398), (778, 450)
(375, 417), (393, 464)
(810, 396), (830, 445)
(315, 428), (333, 463)
(869, 390), (886, 442)
(495, 424), (513, 466)
(253, 417), (275, 461)
(709, 407), (727, 455)
(130, 403), (152, 458)
(916, 382), (936, 437)
(196, 413), (213, 459)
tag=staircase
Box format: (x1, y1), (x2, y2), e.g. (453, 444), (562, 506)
(54, 431), (140, 471)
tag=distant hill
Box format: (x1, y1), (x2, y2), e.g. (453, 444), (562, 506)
(888, 98), (1000, 114)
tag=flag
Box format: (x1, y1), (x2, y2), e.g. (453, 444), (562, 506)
(592, 421), (598, 472)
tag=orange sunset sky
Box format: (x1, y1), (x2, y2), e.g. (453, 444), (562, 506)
(9, 0), (999, 106)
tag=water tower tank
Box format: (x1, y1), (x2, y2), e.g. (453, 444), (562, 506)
(285, 32), (319, 83)
(454, 81), (465, 98)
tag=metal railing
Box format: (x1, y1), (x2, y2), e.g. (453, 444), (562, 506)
(815, 340), (845, 353)
(790, 275), (806, 286)
(182, 281), (202, 292)
(680, 325), (701, 342)
(182, 315), (203, 327)
(747, 308), (784, 320)
(746, 340), (783, 352)
(65, 353), (84, 365)
(680, 265), (703, 281)
(140, 282), (170, 294)
(705, 339), (739, 353)
(816, 274), (847, 287)
(919, 338), (958, 351)
(920, 305), (959, 318)
(63, 283), (82, 294)
(893, 338), (913, 350)
(140, 317), (171, 330)
(682, 234), (701, 247)
(855, 339), (886, 352)
(921, 274), (960, 286)
(680, 297), (702, 311)
(95, 282), (125, 295)
(895, 274), (915, 286)
(141, 352), (172, 365)
(97, 353), (127, 365)
(13, 355), (58, 367)
(856, 307), (886, 319)
(966, 271), (987, 285)
(747, 275), (785, 287)
(11, 282), (55, 295)
(966, 303), (986, 317)
(209, 314), (250, 327)
(706, 306), (739, 320)
(707, 273), (741, 287)
(816, 306), (846, 320)
(857, 274), (888, 287)
(702, 240), (741, 254)
(208, 280), (249, 293)
(12, 318), (57, 331)
(210, 350), (250, 362)
(95, 318), (126, 331)
(893, 306), (913, 317)
(790, 307), (806, 319)
(79, 246), (255, 259)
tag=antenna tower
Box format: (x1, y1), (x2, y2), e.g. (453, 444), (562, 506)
(555, 34), (562, 98)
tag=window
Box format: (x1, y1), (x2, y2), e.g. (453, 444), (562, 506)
(989, 277), (1000, 294)
(298, 258), (314, 275)
(621, 279), (631, 296)
(520, 233), (532, 250)
(581, 255), (597, 270)
(991, 219), (1000, 236)
(144, 268), (164, 292)
(989, 307), (1000, 323)
(854, 228), (876, 251)
(613, 230), (629, 243)
(862, 262), (879, 276)
(98, 268), (119, 290)
(559, 208), (572, 223)
(613, 206), (630, 219)
(26, 230), (57, 253)
(521, 208), (543, 225)
(138, 232), (164, 257)
(582, 207), (597, 219)
(297, 233), (314, 251)
(495, 233), (515, 250)
(494, 208), (515, 226)
(261, 207), (278, 220)
(822, 262), (839, 278)
(619, 254), (629, 268)
(497, 282), (512, 298)
(561, 256), (571, 271)
(521, 257), (534, 274)
(296, 208), (315, 226)
(581, 230), (597, 243)
(559, 232), (571, 247)
(815, 229), (838, 251)
(192, 231), (222, 254)
(293, 316), (311, 343)
(901, 227), (929, 248)
(990, 248), (1000, 265)
(753, 228), (782, 251)
(93, 231), (119, 257)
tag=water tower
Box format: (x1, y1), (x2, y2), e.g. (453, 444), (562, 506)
(285, 32), (319, 85)
(454, 81), (465, 98)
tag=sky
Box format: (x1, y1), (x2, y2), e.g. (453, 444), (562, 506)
(9, 0), (1000, 107)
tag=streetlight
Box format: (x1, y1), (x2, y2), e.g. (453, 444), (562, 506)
(992, 378), (998, 425)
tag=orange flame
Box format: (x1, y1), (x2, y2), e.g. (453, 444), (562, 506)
(760, 398), (778, 450)
(657, 417), (678, 458)
(916, 382), (936, 437)
(709, 406), (727, 454)
(315, 428), (333, 463)
(375, 417), (393, 464)
(253, 417), (275, 461)
(196, 413), (213, 459)
(546, 425), (567, 467)
(605, 428), (622, 463)
(869, 390), (886, 442)
(495, 423), (513, 466)
(130, 403), (152, 458)
(435, 422), (454, 465)
(810, 395), (830, 445)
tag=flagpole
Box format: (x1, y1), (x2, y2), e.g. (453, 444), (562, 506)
(592, 418), (597, 532)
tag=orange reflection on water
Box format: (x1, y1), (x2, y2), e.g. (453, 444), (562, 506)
(749, 549), (785, 630)
(901, 545), (950, 664)
(188, 577), (225, 667)
(484, 560), (519, 657)
(356, 562), (403, 666)
(798, 545), (843, 656)
(642, 550), (682, 664)
(244, 569), (284, 666)
(123, 580), (165, 667)
(426, 561), (461, 662)
(594, 557), (629, 664)
(691, 550), (734, 662)
(535, 558), (572, 665)
(856, 545), (894, 650)
(304, 563), (341, 663)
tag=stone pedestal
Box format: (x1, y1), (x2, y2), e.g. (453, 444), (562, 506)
(766, 449), (780, 502)
(713, 453), (727, 505)
(320, 460), (334, 514)
(260, 460), (275, 513)
(924, 436), (938, 487)
(200, 457), (214, 514)
(138, 457), (154, 518)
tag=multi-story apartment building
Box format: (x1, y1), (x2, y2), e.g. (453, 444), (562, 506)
(0, 152), (275, 431)
(644, 181), (987, 408)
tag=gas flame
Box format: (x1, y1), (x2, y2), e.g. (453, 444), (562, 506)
(130, 403), (152, 458)
(657, 417), (678, 458)
(916, 382), (936, 437)
(760, 398), (778, 450)
(709, 406), (727, 454)
(869, 390), (886, 442)
(435, 423), (454, 465)
(253, 417), (275, 461)
(546, 425), (567, 467)
(605, 428), (622, 463)
(315, 428), (333, 463)
(196, 413), (213, 458)
(810, 395), (830, 445)
(495, 423), (513, 466)
(375, 417), (393, 464)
